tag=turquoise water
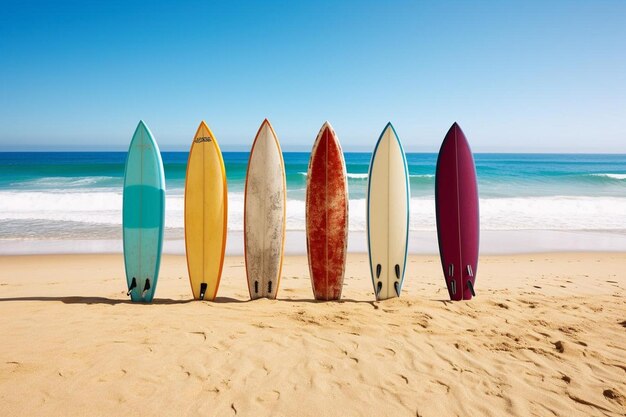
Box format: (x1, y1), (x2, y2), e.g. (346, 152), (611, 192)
(0, 152), (625, 240)
(2, 152), (626, 196)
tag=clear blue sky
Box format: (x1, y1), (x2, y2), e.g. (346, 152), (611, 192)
(1, 1), (625, 152)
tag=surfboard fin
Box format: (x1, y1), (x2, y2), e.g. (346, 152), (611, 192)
(448, 264), (454, 277)
(127, 277), (137, 296)
(395, 264), (400, 279)
(254, 280), (259, 294)
(394, 281), (400, 297)
(467, 280), (476, 297)
(268, 281), (273, 294)
(449, 280), (457, 296)
(199, 283), (207, 300)
(375, 281), (383, 298)
(465, 265), (475, 297)
(142, 279), (151, 297)
(376, 264), (381, 278)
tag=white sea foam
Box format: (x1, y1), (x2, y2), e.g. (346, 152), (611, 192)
(213, 195), (626, 233)
(2, 189), (626, 238)
(589, 173), (626, 180)
(477, 196), (626, 231)
(14, 176), (117, 189)
(347, 173), (368, 179)
(298, 172), (369, 179)
(297, 173), (432, 180)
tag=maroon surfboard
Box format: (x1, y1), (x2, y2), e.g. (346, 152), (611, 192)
(306, 122), (349, 301)
(435, 122), (479, 301)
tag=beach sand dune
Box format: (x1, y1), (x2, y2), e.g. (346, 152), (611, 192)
(0, 253), (624, 416)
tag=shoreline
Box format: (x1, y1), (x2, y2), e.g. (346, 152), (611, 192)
(2, 229), (626, 256)
(0, 252), (624, 416)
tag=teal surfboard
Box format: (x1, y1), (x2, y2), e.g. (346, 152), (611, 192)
(123, 120), (166, 302)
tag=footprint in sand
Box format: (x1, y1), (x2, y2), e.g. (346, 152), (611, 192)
(179, 365), (192, 378)
(384, 347), (397, 356)
(5, 361), (22, 373)
(425, 380), (450, 395)
(454, 342), (472, 352)
(414, 316), (430, 329)
(558, 326), (579, 335)
(603, 389), (625, 406)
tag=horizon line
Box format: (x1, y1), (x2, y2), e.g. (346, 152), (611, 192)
(1, 149), (626, 156)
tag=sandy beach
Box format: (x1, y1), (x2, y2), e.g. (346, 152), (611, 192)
(0, 253), (624, 416)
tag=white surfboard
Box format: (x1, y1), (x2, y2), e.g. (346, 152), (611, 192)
(367, 122), (410, 300)
(244, 119), (287, 299)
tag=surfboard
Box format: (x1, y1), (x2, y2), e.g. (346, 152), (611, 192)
(244, 119), (286, 300)
(123, 120), (166, 303)
(367, 123), (410, 301)
(184, 121), (228, 301)
(306, 122), (348, 301)
(435, 122), (479, 301)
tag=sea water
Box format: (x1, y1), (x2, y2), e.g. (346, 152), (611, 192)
(1, 152), (625, 253)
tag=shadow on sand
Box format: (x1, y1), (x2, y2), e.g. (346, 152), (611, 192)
(0, 296), (251, 305)
(0, 296), (381, 306)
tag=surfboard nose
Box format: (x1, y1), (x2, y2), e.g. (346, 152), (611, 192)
(448, 122), (465, 136)
(257, 118), (277, 140)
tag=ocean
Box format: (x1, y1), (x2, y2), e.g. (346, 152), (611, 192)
(1, 152), (625, 253)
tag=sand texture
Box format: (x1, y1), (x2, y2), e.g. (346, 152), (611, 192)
(0, 253), (625, 416)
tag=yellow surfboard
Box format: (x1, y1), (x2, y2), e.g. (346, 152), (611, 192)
(184, 121), (228, 300)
